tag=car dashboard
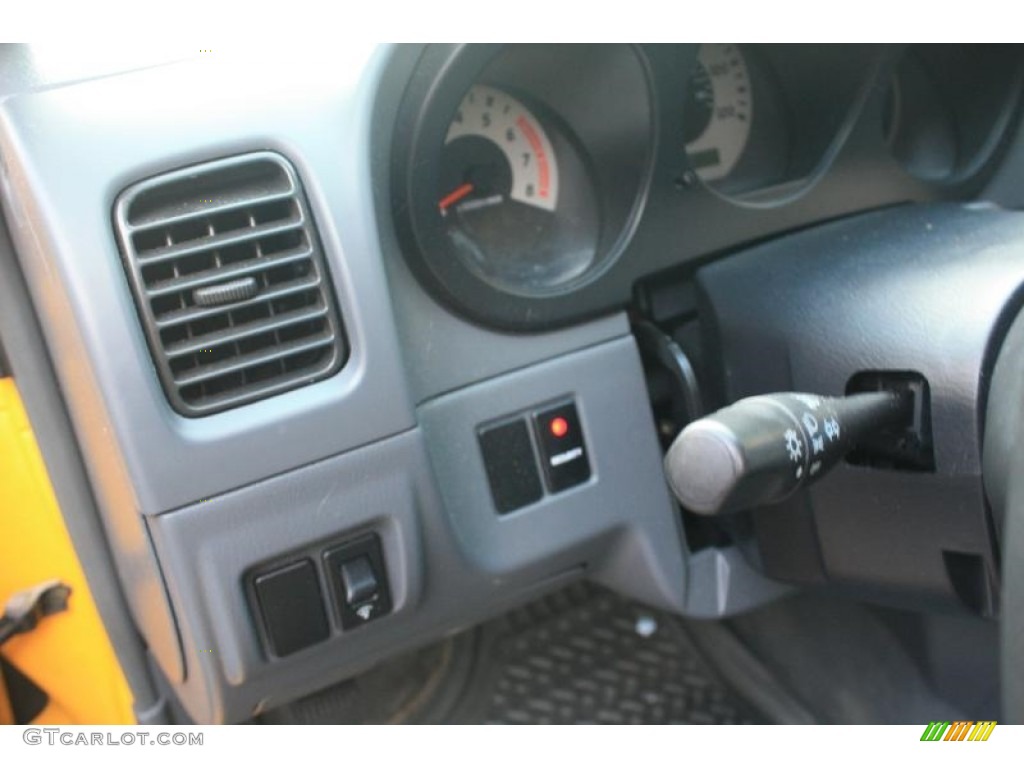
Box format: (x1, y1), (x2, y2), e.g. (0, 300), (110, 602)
(1, 44), (1023, 724)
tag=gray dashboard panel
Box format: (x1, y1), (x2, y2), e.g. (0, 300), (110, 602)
(0, 47), (420, 687)
(149, 332), (688, 723)
(147, 429), (434, 723)
(3, 41), (1024, 724)
(0, 45), (695, 720)
(382, 243), (630, 404)
(370, 45), (630, 405)
(0, 47), (414, 517)
(418, 335), (688, 612)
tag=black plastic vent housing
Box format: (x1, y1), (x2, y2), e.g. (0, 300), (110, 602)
(114, 152), (347, 416)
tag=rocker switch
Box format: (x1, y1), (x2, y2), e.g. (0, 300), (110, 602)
(341, 556), (378, 606)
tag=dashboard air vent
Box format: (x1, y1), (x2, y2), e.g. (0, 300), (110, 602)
(114, 152), (347, 416)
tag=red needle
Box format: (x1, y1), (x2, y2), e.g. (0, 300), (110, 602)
(438, 182), (475, 214)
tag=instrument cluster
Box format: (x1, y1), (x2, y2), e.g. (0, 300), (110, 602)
(389, 44), (1023, 330)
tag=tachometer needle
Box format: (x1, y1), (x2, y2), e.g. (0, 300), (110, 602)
(439, 182), (475, 216)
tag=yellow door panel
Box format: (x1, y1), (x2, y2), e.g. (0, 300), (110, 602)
(0, 377), (134, 724)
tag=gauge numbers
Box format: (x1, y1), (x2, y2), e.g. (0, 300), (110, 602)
(684, 44), (753, 182)
(444, 85), (559, 212)
(437, 84), (598, 296)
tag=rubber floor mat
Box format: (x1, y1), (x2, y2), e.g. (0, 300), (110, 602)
(444, 582), (765, 724)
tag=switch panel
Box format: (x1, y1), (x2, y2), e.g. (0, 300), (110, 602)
(323, 534), (392, 630)
(534, 401), (591, 493)
(478, 418), (544, 513)
(251, 559), (329, 658)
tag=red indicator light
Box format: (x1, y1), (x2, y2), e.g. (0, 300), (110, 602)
(550, 417), (569, 438)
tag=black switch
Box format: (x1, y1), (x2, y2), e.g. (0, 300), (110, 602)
(341, 557), (378, 606)
(478, 418), (543, 514)
(534, 401), (591, 493)
(324, 534), (392, 630)
(252, 559), (329, 658)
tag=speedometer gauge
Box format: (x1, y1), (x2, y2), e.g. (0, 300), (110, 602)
(438, 84), (599, 296)
(684, 44), (753, 182)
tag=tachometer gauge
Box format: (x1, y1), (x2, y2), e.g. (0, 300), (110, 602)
(684, 44), (753, 182)
(444, 85), (559, 212)
(438, 85), (599, 296)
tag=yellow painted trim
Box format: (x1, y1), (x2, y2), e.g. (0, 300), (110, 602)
(0, 377), (135, 724)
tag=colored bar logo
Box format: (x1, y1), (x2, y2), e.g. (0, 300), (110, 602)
(920, 721), (997, 741)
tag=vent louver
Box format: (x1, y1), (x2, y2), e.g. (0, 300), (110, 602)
(114, 152), (347, 416)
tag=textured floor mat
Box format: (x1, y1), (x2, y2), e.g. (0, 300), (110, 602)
(258, 582), (963, 724)
(444, 583), (765, 724)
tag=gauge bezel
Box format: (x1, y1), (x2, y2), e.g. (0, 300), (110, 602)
(681, 45), (885, 208)
(390, 44), (657, 331)
(882, 44), (1024, 186)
